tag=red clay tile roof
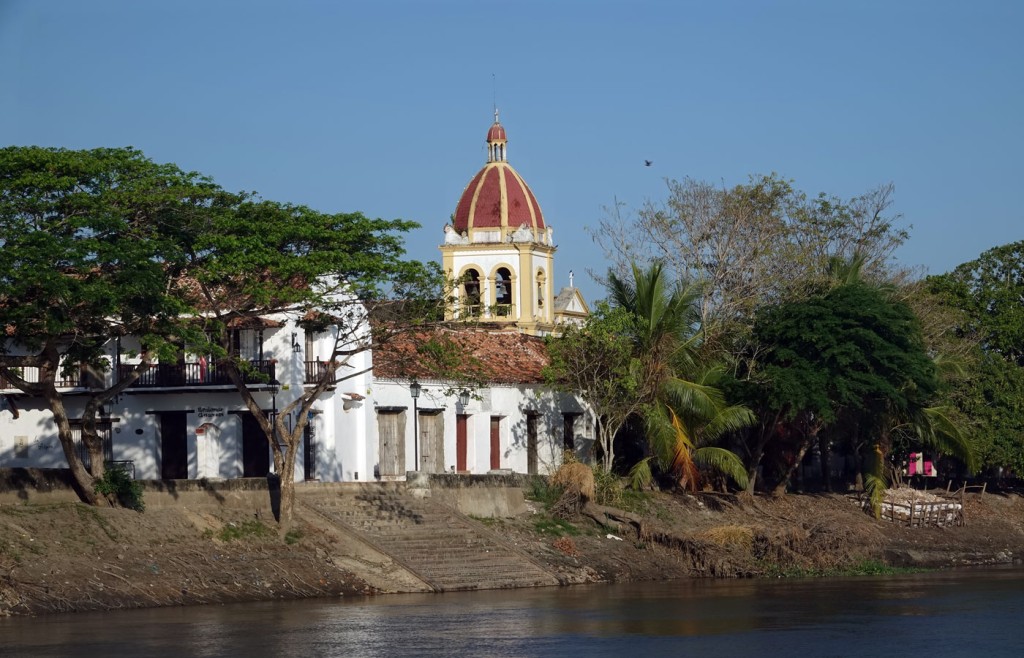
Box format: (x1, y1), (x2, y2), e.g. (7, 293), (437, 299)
(373, 326), (550, 385)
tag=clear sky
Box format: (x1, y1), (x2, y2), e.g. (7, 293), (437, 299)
(2, 0), (1021, 304)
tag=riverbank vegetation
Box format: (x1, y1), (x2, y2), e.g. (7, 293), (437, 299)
(549, 174), (1024, 505)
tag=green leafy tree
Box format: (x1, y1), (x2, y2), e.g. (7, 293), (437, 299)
(749, 282), (974, 510)
(927, 241), (1024, 477)
(175, 196), (442, 531)
(929, 241), (1024, 365)
(608, 262), (751, 491)
(0, 146), (222, 505)
(544, 303), (641, 471)
(0, 146), (442, 524)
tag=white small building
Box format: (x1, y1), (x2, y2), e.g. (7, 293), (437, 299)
(1, 318), (375, 483)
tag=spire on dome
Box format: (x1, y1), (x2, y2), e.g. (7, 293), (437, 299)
(486, 109), (507, 163)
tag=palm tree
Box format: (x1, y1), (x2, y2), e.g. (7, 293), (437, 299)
(608, 262), (752, 491)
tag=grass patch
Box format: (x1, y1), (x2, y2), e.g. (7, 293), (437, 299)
(469, 515), (500, 527)
(216, 520), (274, 542)
(762, 559), (928, 578)
(284, 528), (303, 545)
(533, 516), (580, 537)
(840, 559), (928, 576)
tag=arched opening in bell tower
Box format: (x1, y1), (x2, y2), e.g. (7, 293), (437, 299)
(462, 268), (481, 317)
(494, 267), (513, 317)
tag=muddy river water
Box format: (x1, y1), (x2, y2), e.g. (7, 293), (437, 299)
(2, 567), (1022, 657)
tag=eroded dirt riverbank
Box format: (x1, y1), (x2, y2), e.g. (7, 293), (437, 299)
(2, 486), (1022, 617)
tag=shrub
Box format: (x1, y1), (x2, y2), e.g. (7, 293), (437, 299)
(524, 475), (562, 508)
(592, 465), (623, 507)
(94, 466), (145, 512)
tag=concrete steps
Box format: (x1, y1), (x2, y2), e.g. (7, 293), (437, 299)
(301, 485), (559, 592)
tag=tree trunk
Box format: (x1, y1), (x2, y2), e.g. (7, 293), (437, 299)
(277, 433), (300, 533)
(818, 433), (832, 492)
(43, 386), (100, 505)
(771, 436), (813, 497)
(744, 417), (779, 495)
(745, 447), (762, 495)
(601, 418), (615, 473)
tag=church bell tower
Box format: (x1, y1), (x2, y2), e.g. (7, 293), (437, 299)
(440, 112), (557, 336)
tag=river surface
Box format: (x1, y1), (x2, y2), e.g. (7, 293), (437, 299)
(2, 568), (1023, 657)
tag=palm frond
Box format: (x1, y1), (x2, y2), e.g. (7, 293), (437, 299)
(931, 352), (967, 379)
(628, 457), (654, 491)
(863, 442), (888, 519)
(694, 446), (749, 489)
(668, 407), (700, 491)
(917, 405), (977, 473)
(661, 376), (728, 421)
(700, 404), (756, 442)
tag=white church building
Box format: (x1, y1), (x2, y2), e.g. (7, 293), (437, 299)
(0, 114), (593, 483)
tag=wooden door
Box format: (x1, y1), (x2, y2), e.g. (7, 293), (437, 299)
(303, 421), (316, 481)
(159, 411), (188, 479)
(456, 414), (468, 472)
(377, 410), (405, 477)
(527, 413), (538, 475)
(562, 413), (578, 452)
(489, 416), (501, 470)
(241, 412), (270, 477)
(420, 410), (444, 474)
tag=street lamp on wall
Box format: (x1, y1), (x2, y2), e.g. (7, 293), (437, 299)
(269, 378), (281, 448)
(458, 389), (471, 407)
(291, 332), (302, 354)
(409, 380), (421, 472)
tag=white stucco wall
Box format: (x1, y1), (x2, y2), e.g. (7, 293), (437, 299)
(2, 321), (597, 484)
(366, 379), (591, 479)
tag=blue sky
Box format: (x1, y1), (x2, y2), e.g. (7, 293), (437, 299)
(2, 0), (1021, 304)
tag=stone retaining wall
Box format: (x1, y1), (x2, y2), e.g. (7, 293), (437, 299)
(0, 469), (536, 518)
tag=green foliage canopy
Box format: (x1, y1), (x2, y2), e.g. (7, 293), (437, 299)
(752, 283), (938, 426)
(927, 241), (1024, 476)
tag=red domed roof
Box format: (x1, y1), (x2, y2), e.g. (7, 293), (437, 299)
(486, 121), (506, 142)
(451, 117), (545, 236)
(453, 164), (545, 233)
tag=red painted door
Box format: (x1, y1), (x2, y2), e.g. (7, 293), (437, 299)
(456, 414), (468, 472)
(489, 416), (501, 470)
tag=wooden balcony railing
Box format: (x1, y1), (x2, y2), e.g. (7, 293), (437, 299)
(117, 360), (276, 388)
(1, 366), (89, 389)
(304, 361), (329, 385)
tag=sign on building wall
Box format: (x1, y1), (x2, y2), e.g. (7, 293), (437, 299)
(197, 406), (225, 420)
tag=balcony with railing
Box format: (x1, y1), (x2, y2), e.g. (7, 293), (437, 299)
(491, 303), (515, 318)
(1, 366), (93, 390)
(116, 360), (276, 389)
